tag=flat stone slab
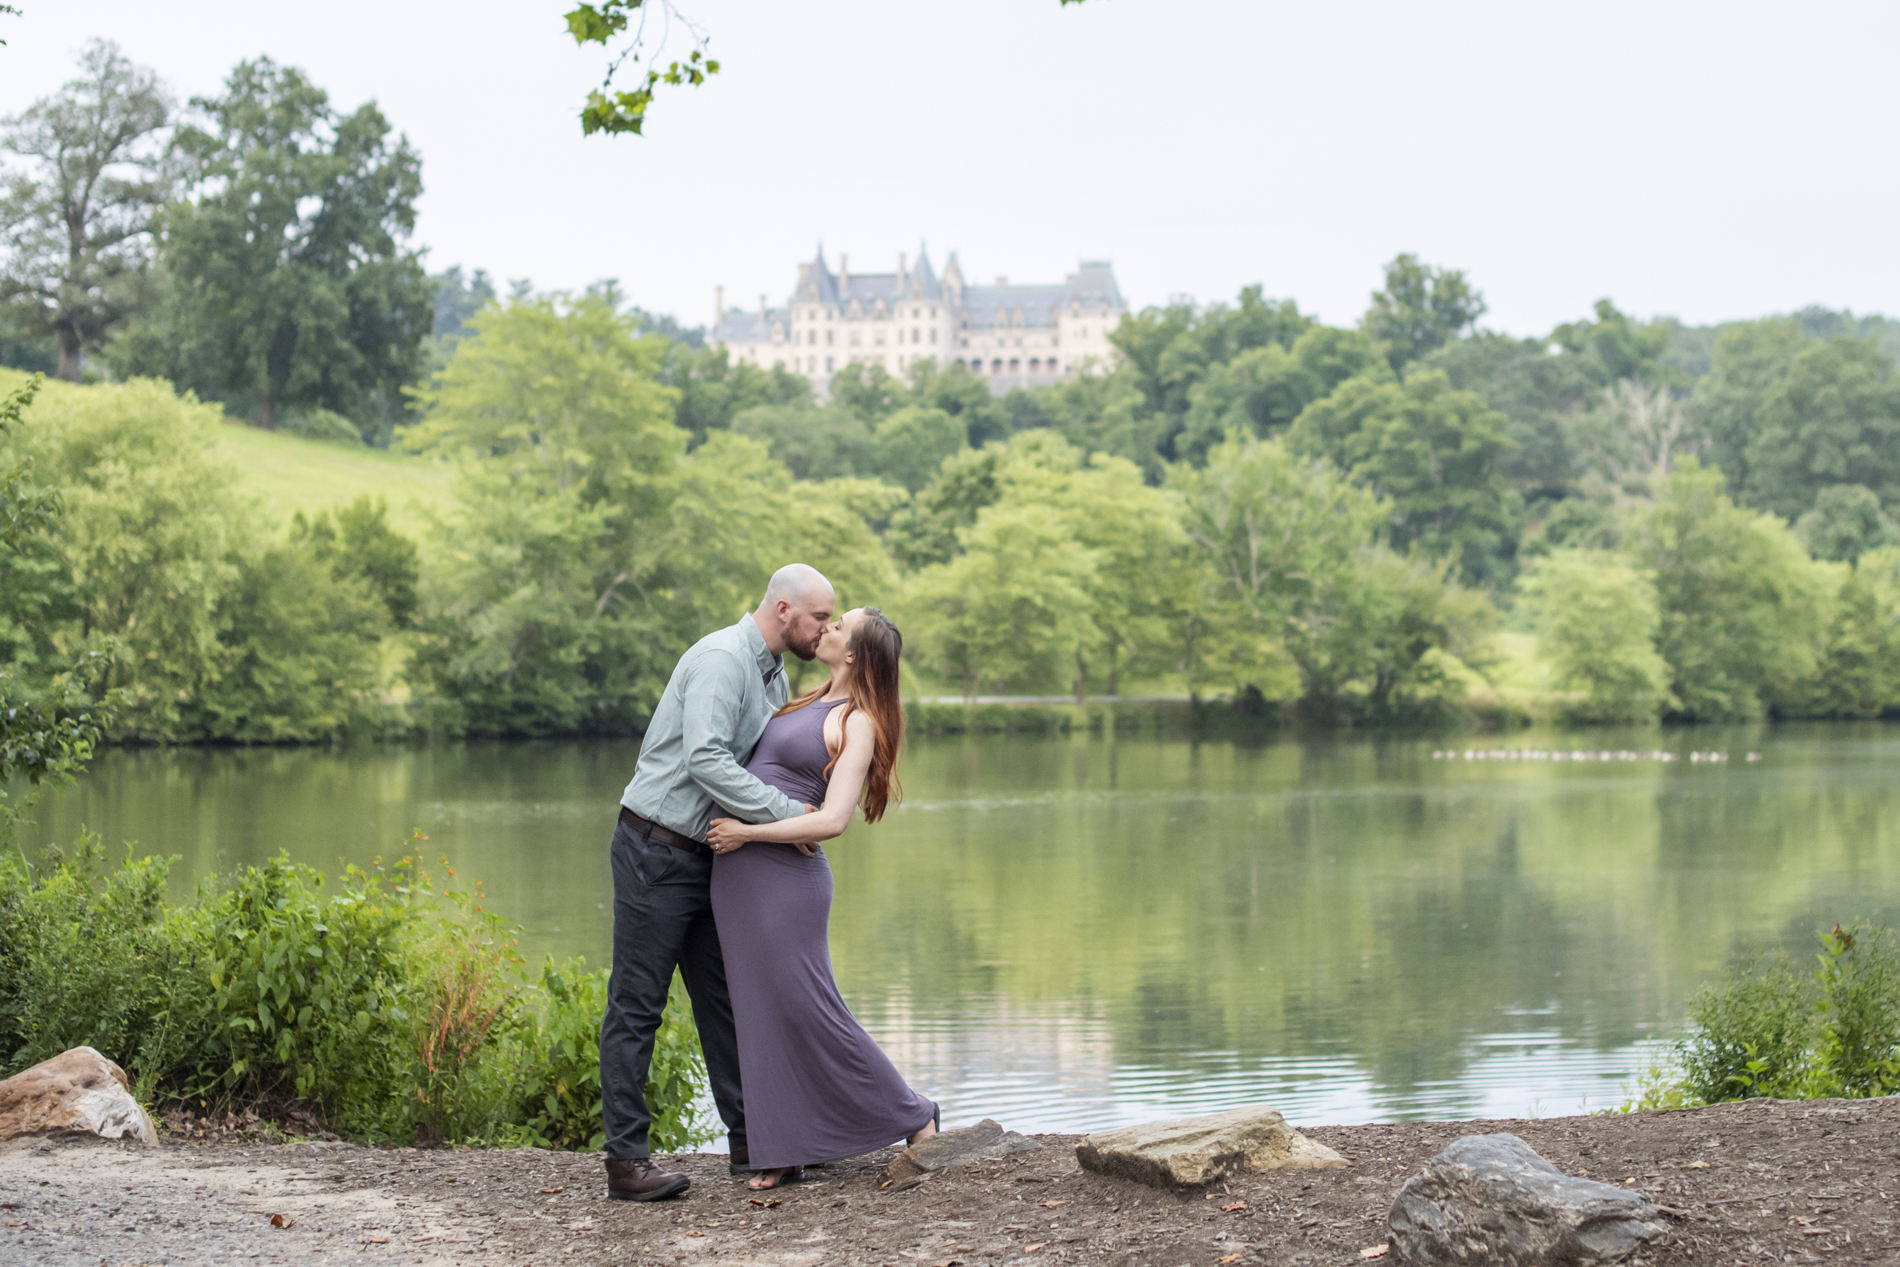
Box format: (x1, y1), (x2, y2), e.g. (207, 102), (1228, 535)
(1388, 1133), (1666, 1265)
(881, 1118), (1042, 1185)
(0, 1046), (156, 1145)
(1074, 1105), (1347, 1188)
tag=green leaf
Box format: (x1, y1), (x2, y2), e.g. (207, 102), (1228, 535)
(565, 2), (633, 45)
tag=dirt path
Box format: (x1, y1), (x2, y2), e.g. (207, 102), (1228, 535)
(5, 1097), (1897, 1265)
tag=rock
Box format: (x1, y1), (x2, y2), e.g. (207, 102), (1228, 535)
(881, 1118), (1042, 1185)
(1387, 1133), (1665, 1266)
(0, 1047), (157, 1145)
(1074, 1105), (1347, 1189)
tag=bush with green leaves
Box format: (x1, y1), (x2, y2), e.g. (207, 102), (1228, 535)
(0, 843), (712, 1149)
(1633, 921), (1900, 1110)
(505, 960), (709, 1152)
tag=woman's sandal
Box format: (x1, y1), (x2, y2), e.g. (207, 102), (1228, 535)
(746, 1166), (805, 1191)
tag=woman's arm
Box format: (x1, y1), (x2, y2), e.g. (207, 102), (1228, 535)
(708, 711), (874, 849)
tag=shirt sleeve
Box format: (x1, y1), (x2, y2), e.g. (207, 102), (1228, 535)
(681, 652), (804, 824)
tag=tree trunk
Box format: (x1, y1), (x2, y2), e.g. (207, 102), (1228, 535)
(56, 328), (82, 382)
(1074, 651), (1087, 705)
(258, 396), (277, 430)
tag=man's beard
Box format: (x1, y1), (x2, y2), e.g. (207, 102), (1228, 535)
(789, 628), (823, 661)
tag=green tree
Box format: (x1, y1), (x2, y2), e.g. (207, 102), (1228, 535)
(904, 358), (1008, 447)
(1796, 483), (1898, 564)
(872, 404), (965, 492)
(1173, 431), (1495, 720)
(0, 41), (173, 382)
(1741, 337), (1900, 521)
(730, 403), (872, 480)
(1789, 556), (1900, 720)
(1054, 454), (1189, 696)
(956, 434), (1188, 697)
(408, 296), (894, 734)
(664, 343), (807, 445)
(1519, 550), (1672, 723)
(1549, 299), (1674, 386)
(827, 361), (905, 425)
(904, 502), (1100, 700)
(886, 442), (1011, 569)
(405, 296), (688, 734)
(1019, 367), (1161, 474)
(0, 373), (116, 845)
(296, 496), (422, 627)
(1624, 462), (1831, 721)
(1690, 317), (1809, 505)
(2, 373), (386, 742)
(195, 538), (388, 742)
(1287, 369), (1519, 586)
(1362, 254), (1486, 370)
(1105, 285), (1312, 465)
(1178, 326), (1387, 464)
(111, 58), (431, 438)
(4, 376), (238, 738)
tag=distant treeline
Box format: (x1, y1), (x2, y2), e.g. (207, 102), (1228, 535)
(3, 47), (1899, 743)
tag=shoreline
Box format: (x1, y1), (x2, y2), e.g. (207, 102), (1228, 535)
(6, 1097), (1897, 1265)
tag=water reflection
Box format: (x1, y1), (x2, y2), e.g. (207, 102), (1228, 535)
(25, 722), (1900, 1131)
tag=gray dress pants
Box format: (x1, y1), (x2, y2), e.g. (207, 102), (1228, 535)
(599, 818), (746, 1159)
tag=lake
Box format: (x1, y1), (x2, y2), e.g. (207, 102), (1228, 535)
(24, 721), (1900, 1138)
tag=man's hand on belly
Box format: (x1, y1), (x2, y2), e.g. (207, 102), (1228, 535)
(790, 803), (819, 857)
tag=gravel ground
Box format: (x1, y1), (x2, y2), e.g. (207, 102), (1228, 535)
(4, 1096), (1898, 1265)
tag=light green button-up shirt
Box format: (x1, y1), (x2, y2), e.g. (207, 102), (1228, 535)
(620, 613), (804, 842)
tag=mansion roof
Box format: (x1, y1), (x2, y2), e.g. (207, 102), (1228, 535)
(713, 246), (1125, 343)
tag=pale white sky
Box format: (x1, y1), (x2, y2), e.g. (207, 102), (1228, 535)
(4, 1), (1896, 335)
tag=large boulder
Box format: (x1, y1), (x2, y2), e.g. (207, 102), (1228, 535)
(881, 1118), (1042, 1185)
(1074, 1105), (1347, 1189)
(1388, 1133), (1665, 1265)
(0, 1047), (157, 1145)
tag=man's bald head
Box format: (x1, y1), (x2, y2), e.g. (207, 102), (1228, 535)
(753, 564), (835, 661)
(762, 563), (833, 609)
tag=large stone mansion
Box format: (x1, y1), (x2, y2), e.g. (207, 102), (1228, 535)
(711, 245), (1127, 396)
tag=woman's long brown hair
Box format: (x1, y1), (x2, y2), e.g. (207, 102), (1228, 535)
(775, 607), (904, 822)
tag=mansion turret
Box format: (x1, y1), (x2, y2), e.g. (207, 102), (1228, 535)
(712, 245), (1126, 396)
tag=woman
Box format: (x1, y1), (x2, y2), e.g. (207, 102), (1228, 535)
(706, 605), (938, 1190)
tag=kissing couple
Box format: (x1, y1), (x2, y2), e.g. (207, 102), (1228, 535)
(598, 563), (938, 1198)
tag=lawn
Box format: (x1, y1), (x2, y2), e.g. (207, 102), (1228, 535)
(210, 422), (454, 538)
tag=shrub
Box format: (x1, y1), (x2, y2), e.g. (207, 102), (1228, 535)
(1676, 950), (1814, 1102)
(1812, 923), (1900, 1097)
(1642, 920), (1900, 1109)
(507, 960), (713, 1153)
(0, 835), (185, 1078)
(0, 843), (711, 1149)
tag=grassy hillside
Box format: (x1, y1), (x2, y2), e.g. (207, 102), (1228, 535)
(209, 422), (453, 538)
(3, 371), (454, 539)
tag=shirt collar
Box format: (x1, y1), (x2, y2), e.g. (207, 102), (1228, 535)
(740, 612), (785, 683)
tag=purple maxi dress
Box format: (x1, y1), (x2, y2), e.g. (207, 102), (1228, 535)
(710, 696), (936, 1169)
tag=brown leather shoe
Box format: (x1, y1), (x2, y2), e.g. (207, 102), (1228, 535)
(605, 1156), (689, 1201)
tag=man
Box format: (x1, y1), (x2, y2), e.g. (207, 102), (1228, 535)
(600, 563), (836, 1201)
